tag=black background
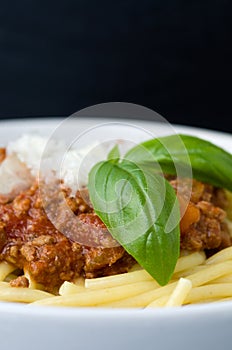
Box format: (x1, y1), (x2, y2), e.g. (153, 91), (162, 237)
(0, 1), (231, 132)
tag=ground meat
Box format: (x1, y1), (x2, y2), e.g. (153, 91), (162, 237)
(0, 186), (85, 292)
(10, 275), (29, 288)
(211, 188), (229, 209)
(0, 176), (230, 292)
(170, 178), (214, 203)
(0, 221), (6, 252)
(75, 188), (93, 214)
(0, 182), (135, 292)
(61, 185), (93, 215)
(85, 252), (136, 279)
(0, 148), (6, 164)
(170, 179), (232, 251)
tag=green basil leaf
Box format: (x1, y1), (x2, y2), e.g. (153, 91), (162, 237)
(107, 144), (120, 163)
(88, 159), (180, 286)
(125, 134), (232, 191)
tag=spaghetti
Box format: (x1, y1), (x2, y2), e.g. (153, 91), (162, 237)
(0, 248), (232, 308)
(0, 134), (232, 308)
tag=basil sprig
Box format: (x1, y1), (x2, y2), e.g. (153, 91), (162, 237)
(126, 134), (232, 192)
(88, 134), (232, 286)
(88, 155), (180, 286)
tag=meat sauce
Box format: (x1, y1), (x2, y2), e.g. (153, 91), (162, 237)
(0, 148), (6, 163)
(0, 177), (231, 293)
(0, 183), (134, 292)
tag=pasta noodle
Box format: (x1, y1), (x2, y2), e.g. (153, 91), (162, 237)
(0, 248), (231, 308)
(206, 246), (232, 265)
(0, 222), (231, 308)
(0, 261), (17, 281)
(0, 249), (232, 308)
(0, 281), (53, 303)
(165, 278), (192, 307)
(146, 278), (192, 308)
(29, 259), (232, 307)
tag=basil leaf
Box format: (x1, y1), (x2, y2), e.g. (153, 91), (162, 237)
(88, 159), (180, 286)
(107, 145), (120, 163)
(125, 134), (232, 191)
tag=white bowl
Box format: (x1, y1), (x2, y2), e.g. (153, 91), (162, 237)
(0, 117), (232, 350)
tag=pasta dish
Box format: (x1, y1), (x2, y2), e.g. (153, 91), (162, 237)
(0, 133), (232, 308)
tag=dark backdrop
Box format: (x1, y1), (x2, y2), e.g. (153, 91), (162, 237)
(0, 1), (231, 132)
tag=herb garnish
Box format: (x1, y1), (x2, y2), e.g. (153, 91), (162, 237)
(88, 134), (232, 285)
